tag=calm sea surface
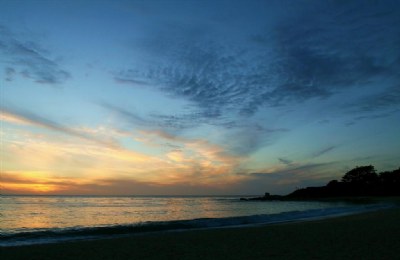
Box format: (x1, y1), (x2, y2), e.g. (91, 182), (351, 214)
(0, 195), (392, 246)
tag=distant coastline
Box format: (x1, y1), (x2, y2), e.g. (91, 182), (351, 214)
(241, 165), (400, 201)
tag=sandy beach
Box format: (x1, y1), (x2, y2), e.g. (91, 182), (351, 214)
(2, 207), (399, 260)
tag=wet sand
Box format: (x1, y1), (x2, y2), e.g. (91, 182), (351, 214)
(2, 208), (400, 260)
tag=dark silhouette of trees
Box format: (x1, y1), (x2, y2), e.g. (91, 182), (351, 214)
(285, 165), (400, 199)
(243, 165), (400, 200)
(379, 168), (400, 185)
(378, 167), (400, 196)
(341, 165), (378, 185)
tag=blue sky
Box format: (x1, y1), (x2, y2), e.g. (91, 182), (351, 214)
(1, 0), (399, 195)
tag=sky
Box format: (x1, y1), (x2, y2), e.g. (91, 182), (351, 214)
(0, 0), (399, 195)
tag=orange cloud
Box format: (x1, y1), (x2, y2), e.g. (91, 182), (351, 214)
(1, 170), (247, 195)
(1, 171), (78, 194)
(1, 113), (251, 195)
(134, 129), (246, 183)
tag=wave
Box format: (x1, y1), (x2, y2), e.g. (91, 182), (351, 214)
(0, 203), (394, 247)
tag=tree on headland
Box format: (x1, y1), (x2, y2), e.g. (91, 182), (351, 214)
(379, 168), (400, 185)
(378, 167), (400, 196)
(244, 165), (400, 201)
(341, 165), (378, 185)
(285, 165), (400, 199)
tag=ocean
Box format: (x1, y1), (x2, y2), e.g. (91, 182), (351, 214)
(0, 195), (393, 247)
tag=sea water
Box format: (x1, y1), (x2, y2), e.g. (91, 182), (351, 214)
(0, 195), (392, 246)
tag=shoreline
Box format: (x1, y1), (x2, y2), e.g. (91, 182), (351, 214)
(1, 202), (394, 247)
(2, 207), (400, 259)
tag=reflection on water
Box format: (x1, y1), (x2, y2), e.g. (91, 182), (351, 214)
(0, 196), (347, 233)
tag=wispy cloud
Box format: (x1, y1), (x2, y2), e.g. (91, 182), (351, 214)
(312, 146), (337, 158)
(345, 85), (400, 124)
(101, 102), (287, 156)
(346, 109), (400, 126)
(0, 25), (70, 84)
(0, 171), (241, 195)
(233, 162), (339, 194)
(219, 124), (288, 156)
(137, 128), (243, 166)
(114, 1), (400, 122)
(0, 171), (162, 195)
(278, 158), (293, 166)
(114, 43), (272, 118)
(1, 113), (246, 192)
(353, 86), (400, 113)
(0, 106), (119, 148)
(246, 1), (400, 111)
(100, 102), (151, 128)
(4, 67), (15, 81)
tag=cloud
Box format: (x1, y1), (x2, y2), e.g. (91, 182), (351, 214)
(101, 102), (216, 132)
(0, 25), (70, 84)
(149, 110), (225, 130)
(1, 122), (247, 195)
(0, 171), (240, 195)
(114, 1), (400, 121)
(4, 67), (15, 81)
(278, 158), (293, 166)
(2, 109), (247, 189)
(0, 126), (165, 182)
(114, 42), (272, 118)
(249, 1), (400, 110)
(218, 124), (288, 156)
(233, 162), (339, 195)
(354, 86), (400, 113)
(100, 102), (152, 127)
(344, 85), (400, 125)
(102, 102), (287, 157)
(101, 102), (203, 133)
(101, 100), (216, 131)
(137, 128), (243, 166)
(114, 77), (149, 86)
(0, 171), (79, 194)
(312, 146), (337, 158)
(347, 109), (400, 126)
(250, 163), (336, 179)
(0, 106), (119, 148)
(0, 171), (160, 195)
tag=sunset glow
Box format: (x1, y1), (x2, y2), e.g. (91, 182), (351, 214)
(1, 0), (399, 195)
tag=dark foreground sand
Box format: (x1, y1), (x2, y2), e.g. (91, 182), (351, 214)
(2, 208), (400, 260)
